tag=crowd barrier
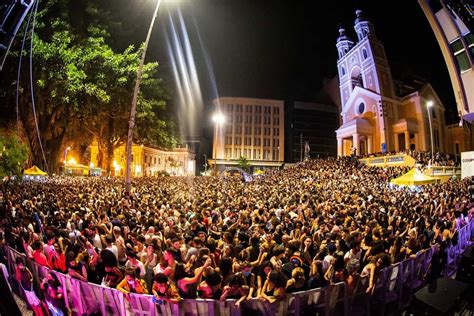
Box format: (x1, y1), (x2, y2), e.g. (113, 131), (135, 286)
(3, 219), (473, 316)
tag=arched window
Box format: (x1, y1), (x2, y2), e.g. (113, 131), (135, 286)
(362, 48), (368, 60)
(340, 66), (346, 76)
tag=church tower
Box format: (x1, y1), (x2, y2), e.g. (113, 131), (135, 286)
(336, 9), (447, 157)
(336, 9), (397, 156)
(337, 9), (395, 112)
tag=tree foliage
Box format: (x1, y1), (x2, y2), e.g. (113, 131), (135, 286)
(0, 0), (177, 173)
(0, 133), (29, 177)
(237, 156), (250, 172)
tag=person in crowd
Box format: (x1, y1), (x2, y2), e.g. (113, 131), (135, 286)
(259, 270), (287, 304)
(66, 251), (88, 282)
(151, 273), (182, 304)
(15, 257), (46, 316)
(220, 273), (248, 307)
(197, 269), (223, 299)
(125, 250), (146, 279)
(116, 268), (148, 297)
(102, 264), (124, 288)
(41, 272), (67, 316)
(0, 154), (471, 310)
(48, 242), (66, 273)
(361, 253), (391, 294)
(285, 267), (308, 293)
(175, 257), (212, 298)
(32, 241), (50, 269)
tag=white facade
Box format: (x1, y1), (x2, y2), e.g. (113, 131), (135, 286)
(335, 10), (447, 156)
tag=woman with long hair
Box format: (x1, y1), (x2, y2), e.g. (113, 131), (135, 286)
(174, 258), (211, 299)
(260, 270), (287, 304)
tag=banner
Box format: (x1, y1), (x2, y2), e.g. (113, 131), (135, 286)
(461, 151), (474, 179)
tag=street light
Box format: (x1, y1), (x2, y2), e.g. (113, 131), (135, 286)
(211, 112), (226, 171)
(426, 100), (434, 162)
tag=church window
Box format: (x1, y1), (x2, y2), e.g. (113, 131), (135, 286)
(362, 49), (368, 60)
(341, 66), (346, 76)
(358, 102), (365, 114)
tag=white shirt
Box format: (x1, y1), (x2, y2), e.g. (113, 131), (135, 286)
(106, 245), (118, 261)
(125, 260), (146, 278)
(344, 249), (361, 263)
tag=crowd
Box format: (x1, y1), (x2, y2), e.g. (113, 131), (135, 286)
(0, 157), (472, 316)
(359, 150), (458, 167)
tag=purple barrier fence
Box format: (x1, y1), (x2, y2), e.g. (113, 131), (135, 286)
(3, 219), (473, 316)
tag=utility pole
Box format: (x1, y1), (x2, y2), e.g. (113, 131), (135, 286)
(203, 154), (208, 173)
(300, 133), (303, 162)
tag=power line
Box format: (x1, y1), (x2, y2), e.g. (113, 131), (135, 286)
(16, 3), (35, 135)
(28, 0), (49, 174)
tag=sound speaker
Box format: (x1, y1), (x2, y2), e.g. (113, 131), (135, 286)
(413, 277), (468, 315)
(456, 244), (474, 283)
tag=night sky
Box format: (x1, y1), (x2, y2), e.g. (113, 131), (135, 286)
(128, 0), (457, 124)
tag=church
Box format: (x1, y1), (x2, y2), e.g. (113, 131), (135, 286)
(335, 10), (447, 157)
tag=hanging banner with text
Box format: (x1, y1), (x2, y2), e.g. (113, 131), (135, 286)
(461, 151), (474, 179)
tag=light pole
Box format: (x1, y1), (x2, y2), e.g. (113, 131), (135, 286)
(427, 100), (434, 162)
(125, 0), (163, 196)
(203, 154), (208, 173)
(212, 112), (226, 171)
(63, 146), (71, 175)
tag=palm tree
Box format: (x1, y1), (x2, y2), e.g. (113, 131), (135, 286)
(237, 156), (250, 172)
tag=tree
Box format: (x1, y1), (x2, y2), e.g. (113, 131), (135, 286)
(237, 156), (250, 172)
(0, 133), (29, 177)
(0, 0), (177, 173)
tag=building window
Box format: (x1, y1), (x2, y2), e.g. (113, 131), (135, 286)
(273, 107), (279, 114)
(465, 33), (474, 59)
(362, 48), (368, 60)
(273, 117), (279, 125)
(358, 102), (365, 114)
(451, 38), (471, 72)
(434, 129), (440, 148)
